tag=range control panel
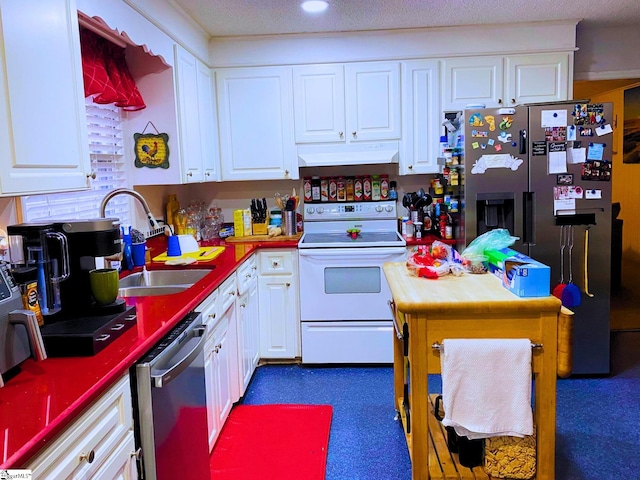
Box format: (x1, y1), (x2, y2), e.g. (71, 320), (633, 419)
(304, 201), (397, 221)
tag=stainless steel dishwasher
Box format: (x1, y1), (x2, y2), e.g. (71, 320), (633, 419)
(132, 311), (210, 480)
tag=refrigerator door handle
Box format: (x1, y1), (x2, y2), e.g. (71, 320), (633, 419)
(523, 192), (535, 245)
(519, 129), (527, 155)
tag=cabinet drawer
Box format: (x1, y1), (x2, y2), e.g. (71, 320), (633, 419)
(217, 274), (237, 317)
(197, 288), (219, 328)
(26, 375), (133, 479)
(237, 255), (257, 295)
(259, 250), (295, 275)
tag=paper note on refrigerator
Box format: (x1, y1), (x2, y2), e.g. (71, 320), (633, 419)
(568, 147), (586, 164)
(548, 142), (567, 174)
(541, 109), (568, 128)
(595, 124), (613, 136)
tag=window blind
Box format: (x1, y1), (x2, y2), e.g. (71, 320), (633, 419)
(21, 99), (130, 224)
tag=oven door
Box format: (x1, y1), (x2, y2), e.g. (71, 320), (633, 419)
(299, 246), (405, 363)
(298, 246), (406, 321)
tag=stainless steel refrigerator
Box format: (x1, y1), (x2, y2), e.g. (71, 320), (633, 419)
(459, 101), (613, 375)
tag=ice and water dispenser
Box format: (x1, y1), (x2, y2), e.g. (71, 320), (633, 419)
(474, 192), (515, 237)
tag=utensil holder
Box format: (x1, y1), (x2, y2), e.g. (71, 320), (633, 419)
(283, 211), (296, 236)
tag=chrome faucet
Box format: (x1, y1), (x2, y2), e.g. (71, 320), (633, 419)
(100, 188), (161, 230)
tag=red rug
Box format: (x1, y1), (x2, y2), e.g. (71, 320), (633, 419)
(210, 404), (333, 480)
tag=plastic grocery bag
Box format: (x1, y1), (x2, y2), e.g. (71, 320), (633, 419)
(406, 242), (464, 279)
(461, 229), (518, 258)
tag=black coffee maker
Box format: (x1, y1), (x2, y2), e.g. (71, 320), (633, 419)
(8, 219), (122, 321)
(7, 219), (137, 356)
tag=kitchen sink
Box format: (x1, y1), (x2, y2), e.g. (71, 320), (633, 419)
(118, 268), (212, 297)
(118, 285), (191, 297)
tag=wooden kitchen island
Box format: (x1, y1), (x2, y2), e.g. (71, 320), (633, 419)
(383, 262), (563, 480)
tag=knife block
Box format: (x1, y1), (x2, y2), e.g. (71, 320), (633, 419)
(251, 213), (269, 235)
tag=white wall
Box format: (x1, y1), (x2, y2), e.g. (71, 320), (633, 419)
(574, 24), (640, 80)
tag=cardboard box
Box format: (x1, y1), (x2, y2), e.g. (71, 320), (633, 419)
(485, 248), (551, 297)
(233, 209), (244, 237)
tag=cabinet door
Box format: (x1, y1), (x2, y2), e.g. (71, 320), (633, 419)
(247, 279), (260, 370)
(442, 56), (504, 110)
(92, 432), (137, 480)
(175, 44), (204, 183)
(0, 0), (91, 195)
(293, 64), (345, 143)
(237, 289), (252, 396)
(258, 275), (299, 358)
(197, 59), (220, 181)
(204, 336), (222, 451)
(345, 62), (401, 141)
(400, 59), (442, 175)
(217, 66), (297, 180)
(505, 53), (570, 106)
(214, 309), (234, 428)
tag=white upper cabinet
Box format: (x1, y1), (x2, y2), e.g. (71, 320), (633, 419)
(504, 53), (570, 105)
(293, 64), (345, 143)
(216, 66), (297, 181)
(174, 44), (220, 183)
(442, 56), (504, 111)
(0, 0), (91, 196)
(442, 53), (571, 111)
(293, 61), (401, 144)
(400, 59), (441, 175)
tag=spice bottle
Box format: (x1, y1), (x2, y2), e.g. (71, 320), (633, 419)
(320, 177), (329, 202)
(329, 177), (338, 202)
(311, 176), (321, 203)
(354, 176), (364, 201)
(337, 176), (346, 202)
(303, 177), (312, 203)
(371, 175), (381, 201)
(380, 175), (389, 200)
(346, 177), (355, 201)
(363, 175), (372, 201)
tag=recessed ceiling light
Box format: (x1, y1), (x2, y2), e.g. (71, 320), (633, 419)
(301, 1), (329, 13)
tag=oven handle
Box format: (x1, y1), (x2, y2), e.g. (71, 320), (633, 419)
(299, 247), (407, 258)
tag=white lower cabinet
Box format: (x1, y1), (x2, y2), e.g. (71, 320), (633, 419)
(258, 249), (300, 359)
(197, 280), (235, 452)
(236, 256), (260, 397)
(26, 375), (135, 479)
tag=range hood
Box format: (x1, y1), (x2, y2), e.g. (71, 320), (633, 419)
(297, 141), (399, 167)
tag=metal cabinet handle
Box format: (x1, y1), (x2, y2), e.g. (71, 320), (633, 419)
(339, 131), (344, 138)
(511, 98), (516, 104)
(86, 172), (96, 180)
(208, 313), (216, 320)
(240, 303), (246, 308)
(285, 170), (289, 177)
(408, 165), (413, 170)
(498, 98), (503, 104)
(205, 171), (211, 177)
(286, 282), (291, 287)
(131, 448), (142, 459)
(80, 450), (95, 464)
(352, 131), (357, 137)
(187, 172), (193, 177)
(272, 261), (279, 267)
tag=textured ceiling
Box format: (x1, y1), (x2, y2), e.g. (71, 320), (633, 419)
(172, 0), (639, 38)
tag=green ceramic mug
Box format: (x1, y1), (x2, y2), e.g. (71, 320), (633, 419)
(89, 268), (119, 305)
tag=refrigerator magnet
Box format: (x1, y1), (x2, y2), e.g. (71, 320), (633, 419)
(587, 143), (604, 161)
(568, 125), (577, 141)
(532, 141), (547, 156)
(585, 189), (602, 199)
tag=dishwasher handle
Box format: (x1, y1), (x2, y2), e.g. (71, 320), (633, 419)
(151, 325), (206, 388)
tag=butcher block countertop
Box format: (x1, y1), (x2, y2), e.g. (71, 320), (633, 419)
(382, 262), (561, 316)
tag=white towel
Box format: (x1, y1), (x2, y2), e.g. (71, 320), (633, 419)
(440, 338), (534, 439)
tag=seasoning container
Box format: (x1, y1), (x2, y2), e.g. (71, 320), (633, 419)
(337, 176), (346, 202)
(320, 177), (329, 202)
(311, 176), (321, 203)
(329, 177), (338, 202)
(414, 222), (423, 239)
(303, 177), (312, 203)
(371, 175), (381, 201)
(380, 175), (389, 200)
(354, 176), (364, 201)
(389, 181), (398, 200)
(12, 267), (44, 326)
(363, 175), (372, 201)
(345, 176), (355, 201)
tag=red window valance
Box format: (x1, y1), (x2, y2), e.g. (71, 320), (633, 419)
(80, 28), (146, 111)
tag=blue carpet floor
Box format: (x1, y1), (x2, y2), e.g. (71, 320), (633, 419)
(240, 331), (640, 480)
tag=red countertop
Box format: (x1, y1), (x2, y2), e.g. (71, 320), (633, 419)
(0, 236), (298, 468)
